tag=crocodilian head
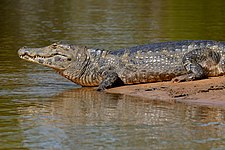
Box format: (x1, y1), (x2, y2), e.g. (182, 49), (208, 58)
(18, 42), (83, 71)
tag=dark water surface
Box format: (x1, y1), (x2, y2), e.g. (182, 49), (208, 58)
(1, 0), (225, 149)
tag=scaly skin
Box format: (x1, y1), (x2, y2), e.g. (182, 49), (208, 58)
(18, 40), (225, 90)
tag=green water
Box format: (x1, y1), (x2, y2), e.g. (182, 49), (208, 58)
(1, 0), (225, 149)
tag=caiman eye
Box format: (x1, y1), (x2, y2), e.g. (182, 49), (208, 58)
(67, 58), (72, 61)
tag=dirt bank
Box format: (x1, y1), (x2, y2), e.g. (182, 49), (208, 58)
(106, 76), (225, 108)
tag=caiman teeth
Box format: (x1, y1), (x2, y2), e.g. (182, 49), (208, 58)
(19, 53), (68, 59)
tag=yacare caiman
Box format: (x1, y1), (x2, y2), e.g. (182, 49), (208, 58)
(18, 40), (225, 91)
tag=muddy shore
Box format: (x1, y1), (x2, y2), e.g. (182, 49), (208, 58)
(106, 77), (225, 108)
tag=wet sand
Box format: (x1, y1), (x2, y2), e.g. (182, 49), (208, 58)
(106, 76), (225, 108)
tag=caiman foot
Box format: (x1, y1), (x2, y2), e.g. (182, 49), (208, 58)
(172, 74), (194, 82)
(97, 71), (124, 91)
(172, 72), (207, 83)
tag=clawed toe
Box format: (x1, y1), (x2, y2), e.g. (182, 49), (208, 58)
(171, 77), (181, 83)
(171, 74), (191, 83)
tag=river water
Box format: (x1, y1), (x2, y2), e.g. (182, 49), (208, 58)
(1, 0), (225, 149)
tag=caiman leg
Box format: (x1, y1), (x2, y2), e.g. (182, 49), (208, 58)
(172, 62), (205, 82)
(97, 71), (124, 91)
(172, 48), (219, 82)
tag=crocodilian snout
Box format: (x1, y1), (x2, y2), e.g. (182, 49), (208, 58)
(18, 45), (73, 70)
(18, 46), (29, 57)
(18, 46), (45, 59)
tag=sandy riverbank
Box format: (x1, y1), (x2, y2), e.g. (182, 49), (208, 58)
(106, 76), (225, 108)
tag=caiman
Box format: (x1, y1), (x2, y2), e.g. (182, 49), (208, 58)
(18, 40), (225, 91)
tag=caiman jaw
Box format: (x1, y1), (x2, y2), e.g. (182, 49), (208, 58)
(18, 47), (71, 70)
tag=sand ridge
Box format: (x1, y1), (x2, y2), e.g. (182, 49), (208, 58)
(106, 76), (225, 108)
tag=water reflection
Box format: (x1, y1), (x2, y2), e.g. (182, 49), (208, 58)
(15, 88), (225, 149)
